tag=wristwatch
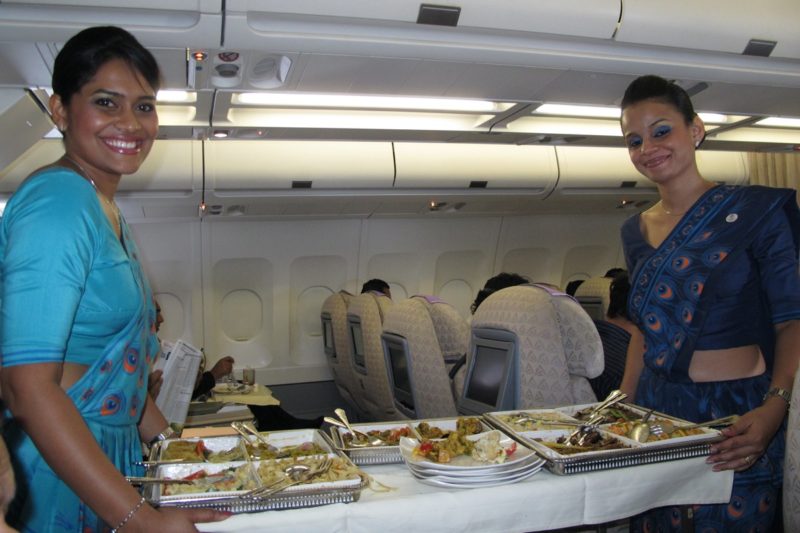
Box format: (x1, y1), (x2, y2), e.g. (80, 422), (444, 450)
(763, 386), (792, 406)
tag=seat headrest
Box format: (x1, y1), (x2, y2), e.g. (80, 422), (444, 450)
(412, 295), (469, 359)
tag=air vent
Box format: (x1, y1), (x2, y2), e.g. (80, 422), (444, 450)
(620, 181), (637, 188)
(743, 39), (777, 57)
(417, 4), (461, 26)
(469, 180), (488, 188)
(292, 180), (313, 189)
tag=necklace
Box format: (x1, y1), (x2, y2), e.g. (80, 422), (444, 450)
(62, 155), (121, 232)
(657, 201), (686, 217)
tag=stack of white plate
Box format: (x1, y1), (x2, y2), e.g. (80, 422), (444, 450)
(398, 431), (545, 489)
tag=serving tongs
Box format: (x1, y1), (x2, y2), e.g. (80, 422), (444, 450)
(231, 420), (274, 449)
(566, 389), (627, 444)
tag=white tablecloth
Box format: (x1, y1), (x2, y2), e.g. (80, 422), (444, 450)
(197, 457), (733, 533)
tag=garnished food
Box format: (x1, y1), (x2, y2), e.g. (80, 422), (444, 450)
(534, 428), (629, 455)
(163, 465), (257, 495)
(606, 420), (706, 442)
(256, 456), (361, 486)
(413, 431), (517, 464)
(161, 440), (245, 463)
(245, 440), (329, 459)
(416, 417), (483, 439)
(573, 405), (641, 425)
(342, 426), (411, 446)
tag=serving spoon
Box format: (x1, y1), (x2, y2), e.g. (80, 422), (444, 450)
(628, 409), (654, 443)
(323, 417), (385, 447)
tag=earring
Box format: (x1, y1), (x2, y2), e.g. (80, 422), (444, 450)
(695, 140), (700, 148)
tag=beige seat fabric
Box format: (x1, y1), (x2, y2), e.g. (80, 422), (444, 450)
(382, 296), (466, 419)
(470, 284), (602, 408)
(574, 276), (612, 320)
(347, 292), (401, 421)
(424, 296), (470, 400)
(321, 290), (366, 417)
(785, 370), (800, 531)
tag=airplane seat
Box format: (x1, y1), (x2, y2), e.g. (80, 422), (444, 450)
(785, 368), (800, 532)
(588, 320), (630, 401)
(574, 276), (613, 321)
(320, 290), (366, 417)
(381, 295), (459, 419)
(422, 295), (470, 400)
(346, 292), (402, 421)
(469, 284), (601, 408)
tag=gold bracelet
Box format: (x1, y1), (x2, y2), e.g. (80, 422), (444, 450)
(763, 386), (791, 406)
(111, 496), (146, 532)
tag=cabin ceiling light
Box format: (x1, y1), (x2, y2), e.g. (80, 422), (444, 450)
(226, 108), (492, 131)
(157, 90), (196, 103)
(756, 117), (800, 128)
(506, 116), (622, 137)
(233, 92), (507, 113)
(212, 129), (230, 138)
(534, 104), (620, 119)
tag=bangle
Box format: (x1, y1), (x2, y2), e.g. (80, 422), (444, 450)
(763, 386), (791, 406)
(149, 426), (176, 446)
(111, 496), (146, 532)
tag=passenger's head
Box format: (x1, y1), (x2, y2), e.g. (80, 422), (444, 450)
(52, 26), (161, 106)
(154, 299), (164, 333)
(361, 278), (391, 298)
(471, 272), (529, 314)
(565, 279), (585, 297)
(604, 267), (625, 278)
(606, 271), (631, 320)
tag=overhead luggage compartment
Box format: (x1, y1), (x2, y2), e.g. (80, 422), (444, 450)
(205, 140), (395, 190)
(615, 0), (800, 60)
(393, 143), (558, 192)
(0, 90), (54, 174)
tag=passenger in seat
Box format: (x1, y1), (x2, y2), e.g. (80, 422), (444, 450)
(619, 74), (800, 532)
(470, 272), (529, 314)
(361, 278), (392, 298)
(589, 271), (633, 400)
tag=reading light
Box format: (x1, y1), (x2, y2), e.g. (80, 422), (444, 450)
(212, 130), (230, 138)
(234, 92), (504, 112)
(756, 117), (800, 128)
(534, 104), (620, 119)
(192, 51), (207, 61)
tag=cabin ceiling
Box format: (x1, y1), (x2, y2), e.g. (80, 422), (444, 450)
(0, 0), (798, 154)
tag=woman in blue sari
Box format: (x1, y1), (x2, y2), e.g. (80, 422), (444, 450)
(0, 27), (228, 532)
(618, 75), (800, 532)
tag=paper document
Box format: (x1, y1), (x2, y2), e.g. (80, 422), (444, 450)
(154, 339), (203, 425)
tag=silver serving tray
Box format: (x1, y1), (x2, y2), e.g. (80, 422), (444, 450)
(484, 403), (723, 475)
(152, 436), (248, 463)
(144, 431), (367, 512)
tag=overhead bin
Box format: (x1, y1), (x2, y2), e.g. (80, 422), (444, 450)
(225, 0), (620, 45)
(205, 140), (395, 190)
(615, 0), (800, 60)
(393, 143), (558, 191)
(554, 146), (749, 194)
(0, 90), (54, 175)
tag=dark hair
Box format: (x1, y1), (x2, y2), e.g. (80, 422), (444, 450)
(604, 267), (625, 278)
(471, 272), (529, 314)
(606, 271), (631, 320)
(361, 279), (390, 295)
(53, 26), (161, 105)
(621, 75), (696, 125)
(565, 279), (585, 297)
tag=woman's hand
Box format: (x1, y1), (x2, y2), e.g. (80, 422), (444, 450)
(127, 505), (230, 532)
(706, 400), (787, 472)
(208, 356), (235, 381)
(148, 369), (164, 399)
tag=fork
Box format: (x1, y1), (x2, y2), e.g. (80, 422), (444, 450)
(650, 414), (740, 437)
(241, 456), (333, 500)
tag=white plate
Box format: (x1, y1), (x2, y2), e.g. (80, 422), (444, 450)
(406, 453), (543, 479)
(213, 383), (253, 395)
(410, 464), (542, 489)
(399, 431), (535, 473)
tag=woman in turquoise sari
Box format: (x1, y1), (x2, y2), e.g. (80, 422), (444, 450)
(0, 27), (228, 532)
(619, 75), (800, 532)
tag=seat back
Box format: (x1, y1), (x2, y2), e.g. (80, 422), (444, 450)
(574, 276), (613, 321)
(347, 292), (400, 421)
(465, 284), (602, 410)
(588, 320), (631, 401)
(381, 296), (464, 419)
(785, 369), (800, 532)
(320, 290), (364, 415)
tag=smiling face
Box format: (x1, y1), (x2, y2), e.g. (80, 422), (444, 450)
(620, 98), (704, 186)
(51, 58), (158, 183)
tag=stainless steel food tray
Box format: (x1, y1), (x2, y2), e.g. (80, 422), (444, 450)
(484, 405), (723, 475)
(144, 432), (367, 512)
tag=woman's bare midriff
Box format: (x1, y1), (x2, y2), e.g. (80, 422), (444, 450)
(688, 345), (765, 382)
(61, 362), (90, 391)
